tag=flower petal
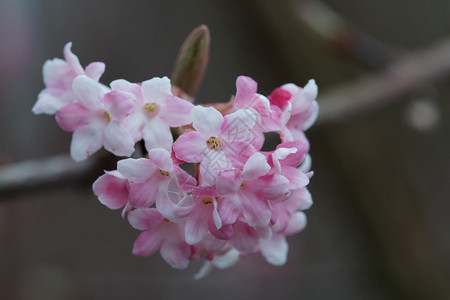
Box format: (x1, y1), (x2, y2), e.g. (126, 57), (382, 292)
(185, 208), (209, 245)
(142, 118), (173, 152)
(173, 131), (206, 162)
(160, 240), (190, 269)
(128, 180), (158, 207)
(141, 76), (172, 104)
(103, 121), (135, 157)
(260, 234), (288, 266)
(242, 152), (270, 181)
(191, 106), (223, 136)
(148, 148), (173, 172)
(70, 124), (103, 161)
(117, 158), (156, 182)
(128, 208), (163, 231)
(84, 62), (105, 81)
(72, 75), (105, 109)
(55, 102), (90, 131)
(160, 96), (194, 126)
(241, 192), (271, 229)
(93, 170), (128, 209)
(132, 230), (163, 257)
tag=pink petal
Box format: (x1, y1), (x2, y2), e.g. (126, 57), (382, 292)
(253, 173), (289, 200)
(141, 76), (172, 104)
(160, 96), (194, 126)
(128, 208), (163, 231)
(33, 89), (71, 115)
(103, 121), (135, 157)
(103, 90), (135, 120)
(173, 131), (206, 163)
(93, 171), (128, 209)
(191, 106), (223, 136)
(230, 221), (260, 253)
(241, 192), (271, 229)
(260, 234), (288, 266)
(72, 75), (105, 109)
(117, 158), (157, 182)
(234, 76), (257, 108)
(242, 152), (270, 181)
(128, 180), (158, 207)
(148, 148), (173, 172)
(160, 241), (191, 269)
(284, 211), (307, 235)
(281, 166), (309, 190)
(70, 124), (103, 161)
(42, 58), (69, 88)
(142, 118), (174, 152)
(84, 62), (105, 81)
(185, 207), (209, 245)
(221, 109), (256, 143)
(218, 195), (242, 225)
(63, 42), (84, 75)
(132, 230), (163, 257)
(110, 79), (141, 95)
(156, 189), (193, 221)
(55, 102), (90, 131)
(216, 169), (241, 195)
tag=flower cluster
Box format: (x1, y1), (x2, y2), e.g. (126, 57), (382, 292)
(33, 42), (318, 277)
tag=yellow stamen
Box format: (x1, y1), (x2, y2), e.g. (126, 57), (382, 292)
(159, 170), (170, 176)
(202, 198), (213, 205)
(144, 102), (158, 113)
(207, 136), (221, 150)
(104, 110), (112, 122)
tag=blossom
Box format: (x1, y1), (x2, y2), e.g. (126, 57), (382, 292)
(278, 79), (319, 142)
(111, 77), (194, 151)
(33, 42), (105, 115)
(55, 75), (135, 161)
(34, 41), (318, 275)
(173, 106), (258, 183)
(117, 148), (177, 208)
(217, 152), (290, 229)
(128, 208), (191, 269)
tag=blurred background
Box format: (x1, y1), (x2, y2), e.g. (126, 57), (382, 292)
(1, 0), (449, 299)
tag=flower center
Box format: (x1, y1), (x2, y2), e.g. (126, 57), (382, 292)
(207, 136), (220, 150)
(159, 170), (170, 176)
(202, 197), (213, 205)
(104, 110), (112, 122)
(144, 102), (158, 113)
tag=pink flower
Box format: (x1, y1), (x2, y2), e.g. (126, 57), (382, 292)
(55, 75), (135, 161)
(116, 148), (176, 208)
(173, 106), (258, 183)
(216, 152), (290, 229)
(33, 42), (105, 115)
(279, 79), (319, 142)
(234, 76), (291, 134)
(183, 185), (233, 245)
(111, 77), (194, 151)
(128, 208), (191, 269)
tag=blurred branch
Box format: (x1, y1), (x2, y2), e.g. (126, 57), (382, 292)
(317, 37), (450, 125)
(295, 0), (400, 68)
(0, 155), (95, 196)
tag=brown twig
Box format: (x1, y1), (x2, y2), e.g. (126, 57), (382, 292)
(316, 37), (450, 125)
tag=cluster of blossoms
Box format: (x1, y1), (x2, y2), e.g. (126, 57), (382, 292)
(33, 42), (318, 277)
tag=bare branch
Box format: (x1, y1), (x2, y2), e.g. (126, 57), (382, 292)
(0, 155), (95, 196)
(317, 38), (450, 125)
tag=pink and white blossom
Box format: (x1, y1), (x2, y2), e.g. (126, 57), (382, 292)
(111, 77), (194, 151)
(34, 42), (318, 275)
(33, 42), (106, 115)
(173, 105), (258, 183)
(56, 75), (135, 161)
